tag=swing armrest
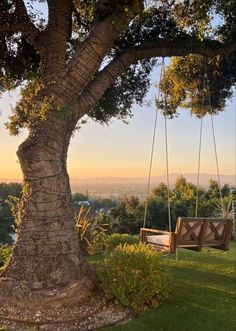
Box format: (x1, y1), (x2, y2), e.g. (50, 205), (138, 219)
(140, 228), (173, 235)
(140, 227), (173, 243)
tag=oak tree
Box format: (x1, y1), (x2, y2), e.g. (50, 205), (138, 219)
(0, 0), (235, 303)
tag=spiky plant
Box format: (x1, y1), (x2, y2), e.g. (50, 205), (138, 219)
(75, 205), (108, 255)
(213, 194), (234, 219)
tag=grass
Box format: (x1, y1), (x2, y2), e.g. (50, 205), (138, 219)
(88, 242), (236, 331)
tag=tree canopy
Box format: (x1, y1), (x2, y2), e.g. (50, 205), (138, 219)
(0, 0), (235, 133)
(0, 0), (236, 299)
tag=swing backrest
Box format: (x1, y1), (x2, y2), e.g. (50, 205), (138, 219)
(175, 217), (233, 251)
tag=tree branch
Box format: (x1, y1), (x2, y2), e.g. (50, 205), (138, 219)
(0, 0), (40, 46)
(37, 0), (73, 84)
(46, 0), (72, 38)
(51, 0), (144, 107)
(74, 36), (236, 121)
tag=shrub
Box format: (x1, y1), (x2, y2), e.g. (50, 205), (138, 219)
(0, 245), (13, 270)
(105, 233), (139, 253)
(99, 243), (171, 312)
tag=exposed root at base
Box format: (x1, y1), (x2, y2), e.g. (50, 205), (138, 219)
(0, 275), (97, 309)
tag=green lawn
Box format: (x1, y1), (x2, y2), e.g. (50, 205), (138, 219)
(89, 242), (236, 331)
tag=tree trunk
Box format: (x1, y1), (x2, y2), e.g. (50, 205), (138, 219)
(0, 112), (96, 304)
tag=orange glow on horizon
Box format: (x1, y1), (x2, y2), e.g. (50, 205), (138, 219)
(0, 161), (234, 181)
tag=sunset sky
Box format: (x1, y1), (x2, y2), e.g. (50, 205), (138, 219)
(0, 74), (235, 182)
(0, 2), (235, 183)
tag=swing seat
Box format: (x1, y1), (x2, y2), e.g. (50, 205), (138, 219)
(141, 217), (233, 254)
(141, 228), (176, 253)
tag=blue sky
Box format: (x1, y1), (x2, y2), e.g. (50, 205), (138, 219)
(0, 71), (235, 180)
(0, 1), (235, 181)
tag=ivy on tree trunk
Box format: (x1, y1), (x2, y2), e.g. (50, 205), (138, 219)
(0, 0), (235, 303)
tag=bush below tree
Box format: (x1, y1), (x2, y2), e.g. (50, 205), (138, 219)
(99, 243), (171, 312)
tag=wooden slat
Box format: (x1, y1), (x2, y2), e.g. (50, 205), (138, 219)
(208, 223), (222, 240)
(222, 219), (233, 250)
(140, 227), (174, 235)
(202, 241), (224, 247)
(181, 221), (202, 241)
(199, 220), (208, 250)
(147, 243), (170, 252)
(169, 232), (176, 253)
(141, 217), (233, 253)
(140, 228), (147, 243)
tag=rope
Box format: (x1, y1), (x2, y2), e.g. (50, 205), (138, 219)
(195, 59), (207, 217)
(196, 58), (223, 216)
(162, 59), (172, 232)
(235, 87), (236, 189)
(210, 114), (224, 208)
(143, 59), (165, 228)
(164, 113), (172, 232)
(205, 64), (224, 211)
(195, 116), (203, 218)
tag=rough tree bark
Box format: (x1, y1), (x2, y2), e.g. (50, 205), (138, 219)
(0, 112), (97, 305)
(0, 0), (146, 304)
(0, 0), (235, 305)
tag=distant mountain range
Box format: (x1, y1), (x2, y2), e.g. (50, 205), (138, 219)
(70, 173), (235, 194)
(1, 173), (235, 196)
(70, 173), (235, 185)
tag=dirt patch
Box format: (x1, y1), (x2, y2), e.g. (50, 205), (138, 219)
(0, 295), (134, 331)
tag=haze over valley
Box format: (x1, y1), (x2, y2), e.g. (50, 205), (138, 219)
(1, 173), (235, 198)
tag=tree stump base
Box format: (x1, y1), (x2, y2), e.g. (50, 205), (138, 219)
(0, 274), (98, 307)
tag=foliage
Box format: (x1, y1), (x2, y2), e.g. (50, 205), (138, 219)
(105, 177), (236, 233)
(100, 243), (236, 331)
(76, 205), (108, 255)
(105, 233), (139, 253)
(90, 198), (118, 211)
(1, 1), (236, 131)
(6, 79), (57, 135)
(156, 1), (236, 119)
(1, 0), (235, 300)
(73, 192), (89, 203)
(90, 4), (181, 123)
(99, 243), (170, 312)
(158, 55), (235, 117)
(213, 194), (234, 219)
(0, 182), (22, 244)
(5, 195), (20, 232)
(2, 178), (234, 243)
(0, 245), (12, 270)
(73, 193), (118, 213)
(90, 59), (157, 124)
(146, 194), (172, 230)
(0, 33), (40, 96)
(109, 196), (144, 234)
(150, 177), (236, 229)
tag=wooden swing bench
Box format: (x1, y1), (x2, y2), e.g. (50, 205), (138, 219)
(141, 217), (233, 254)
